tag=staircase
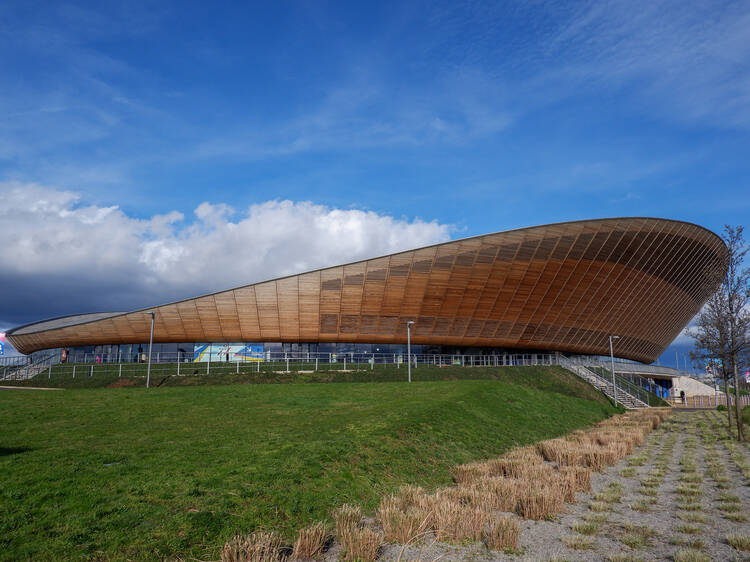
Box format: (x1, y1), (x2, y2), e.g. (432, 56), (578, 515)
(2, 362), (47, 381)
(559, 357), (649, 409)
(1, 351), (59, 382)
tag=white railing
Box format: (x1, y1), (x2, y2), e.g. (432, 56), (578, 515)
(2, 351), (562, 381)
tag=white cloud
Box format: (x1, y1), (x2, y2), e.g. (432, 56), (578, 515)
(0, 181), (451, 327)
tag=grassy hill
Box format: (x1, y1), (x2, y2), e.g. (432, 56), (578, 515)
(0, 367), (617, 561)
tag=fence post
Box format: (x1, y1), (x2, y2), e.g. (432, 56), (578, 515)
(236, 361), (239, 374)
(119, 363), (122, 378)
(73, 366), (76, 378)
(207, 360), (210, 375)
(257, 360), (260, 373)
(48, 365), (52, 379)
(315, 357), (318, 371)
(90, 365), (94, 377)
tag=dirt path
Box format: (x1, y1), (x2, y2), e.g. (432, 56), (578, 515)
(376, 411), (750, 561)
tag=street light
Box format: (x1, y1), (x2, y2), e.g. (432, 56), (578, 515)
(609, 335), (620, 407)
(407, 321), (415, 383)
(146, 311), (155, 388)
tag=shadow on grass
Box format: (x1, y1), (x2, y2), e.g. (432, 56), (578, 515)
(0, 447), (33, 456)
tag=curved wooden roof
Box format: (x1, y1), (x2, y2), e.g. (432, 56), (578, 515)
(7, 217), (727, 363)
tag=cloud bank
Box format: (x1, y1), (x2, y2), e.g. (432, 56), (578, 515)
(0, 181), (451, 329)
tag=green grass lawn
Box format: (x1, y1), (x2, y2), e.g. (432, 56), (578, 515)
(0, 367), (616, 561)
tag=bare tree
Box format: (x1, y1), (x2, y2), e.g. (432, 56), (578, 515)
(690, 225), (749, 441)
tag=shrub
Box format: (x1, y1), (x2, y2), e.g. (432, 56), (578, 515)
(333, 504), (362, 537)
(516, 482), (564, 520)
(482, 516), (520, 550)
(727, 534), (750, 552)
(673, 549), (710, 562)
(572, 522), (599, 535)
(378, 498), (429, 544)
(338, 527), (381, 562)
(221, 531), (286, 562)
(292, 522), (328, 560)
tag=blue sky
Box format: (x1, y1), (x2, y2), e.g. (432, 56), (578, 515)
(1, 1), (749, 368)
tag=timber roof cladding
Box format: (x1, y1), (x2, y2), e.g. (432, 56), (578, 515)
(8, 217), (727, 363)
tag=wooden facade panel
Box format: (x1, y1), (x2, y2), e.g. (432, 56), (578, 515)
(298, 272), (320, 340)
(234, 287), (261, 339)
(8, 218), (727, 364)
(362, 258), (389, 315)
(319, 267), (343, 315)
(254, 282), (280, 339)
(214, 292), (242, 340)
(175, 300), (204, 340)
(276, 277), (299, 341)
(341, 263), (366, 316)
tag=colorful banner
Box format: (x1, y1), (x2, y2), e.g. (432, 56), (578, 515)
(193, 344), (264, 362)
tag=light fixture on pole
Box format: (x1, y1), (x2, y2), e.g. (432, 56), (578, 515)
(609, 335), (620, 407)
(407, 321), (415, 383)
(146, 312), (155, 388)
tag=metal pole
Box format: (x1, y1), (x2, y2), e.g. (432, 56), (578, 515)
(609, 335), (619, 407)
(119, 363), (122, 378)
(146, 312), (154, 388)
(407, 321), (414, 383)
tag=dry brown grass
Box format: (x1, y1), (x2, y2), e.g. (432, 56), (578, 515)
(337, 526), (382, 562)
(291, 522), (328, 560)
(333, 504), (362, 537)
(433, 498), (490, 542)
(451, 461), (490, 484)
(516, 481), (564, 520)
(482, 516), (520, 550)
(537, 438), (582, 466)
(304, 409), (670, 556)
(378, 496), (431, 544)
(559, 465), (592, 493)
(727, 534), (750, 552)
(466, 476), (522, 511)
(221, 531), (286, 562)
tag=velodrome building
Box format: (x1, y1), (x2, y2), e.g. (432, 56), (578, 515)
(7, 218), (727, 366)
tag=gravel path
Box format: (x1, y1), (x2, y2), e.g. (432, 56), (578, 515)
(374, 411), (750, 562)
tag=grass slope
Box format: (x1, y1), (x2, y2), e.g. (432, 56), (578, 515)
(0, 368), (615, 561)
(5, 363), (615, 393)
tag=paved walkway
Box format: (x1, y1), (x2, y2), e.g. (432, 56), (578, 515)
(0, 385), (63, 391)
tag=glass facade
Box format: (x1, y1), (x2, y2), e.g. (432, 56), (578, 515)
(31, 342), (562, 365)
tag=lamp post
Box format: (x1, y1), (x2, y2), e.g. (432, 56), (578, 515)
(407, 321), (415, 383)
(609, 335), (620, 407)
(146, 312), (155, 388)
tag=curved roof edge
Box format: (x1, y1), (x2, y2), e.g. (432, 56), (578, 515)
(7, 217), (726, 339)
